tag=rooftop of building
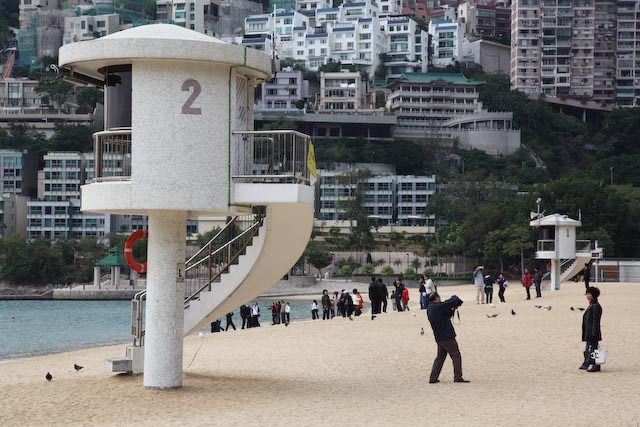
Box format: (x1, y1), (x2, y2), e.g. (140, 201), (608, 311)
(397, 72), (485, 85)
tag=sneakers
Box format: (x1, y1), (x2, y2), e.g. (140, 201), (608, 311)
(454, 378), (470, 383)
(428, 380), (440, 384)
(587, 365), (601, 372)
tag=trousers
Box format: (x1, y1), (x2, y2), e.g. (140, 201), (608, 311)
(429, 338), (463, 382)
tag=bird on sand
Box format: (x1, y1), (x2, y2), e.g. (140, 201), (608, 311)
(74, 364), (83, 372)
(486, 314), (499, 318)
(511, 309), (516, 316)
(45, 372), (52, 381)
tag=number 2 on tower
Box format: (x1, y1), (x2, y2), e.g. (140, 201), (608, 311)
(181, 79), (202, 115)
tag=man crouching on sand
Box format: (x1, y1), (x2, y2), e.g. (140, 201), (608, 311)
(426, 292), (469, 384)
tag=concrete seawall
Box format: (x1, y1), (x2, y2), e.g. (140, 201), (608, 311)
(52, 290), (138, 300)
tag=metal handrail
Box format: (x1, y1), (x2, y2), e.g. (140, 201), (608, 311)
(131, 290), (146, 346)
(231, 130), (313, 186)
(185, 216), (239, 265)
(184, 215), (263, 305)
(537, 240), (555, 252)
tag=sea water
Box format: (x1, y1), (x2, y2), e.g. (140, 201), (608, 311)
(0, 300), (131, 360)
(0, 298), (351, 360)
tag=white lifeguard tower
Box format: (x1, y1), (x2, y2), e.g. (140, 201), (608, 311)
(58, 25), (315, 389)
(530, 214), (594, 290)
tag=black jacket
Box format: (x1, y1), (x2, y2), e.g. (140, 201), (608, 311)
(368, 281), (378, 300)
(582, 302), (602, 342)
(240, 305), (249, 319)
(427, 295), (463, 343)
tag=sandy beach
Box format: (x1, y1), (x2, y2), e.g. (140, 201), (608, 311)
(1, 281), (639, 427)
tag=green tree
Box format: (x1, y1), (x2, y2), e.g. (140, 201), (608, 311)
(362, 262), (374, 274)
(381, 265), (394, 276)
(0, 0), (19, 42)
(76, 87), (103, 114)
(340, 264), (353, 277)
(334, 169), (375, 251)
(195, 226), (222, 248)
(48, 124), (94, 152)
(35, 77), (75, 112)
(403, 267), (417, 280)
(304, 241), (334, 275)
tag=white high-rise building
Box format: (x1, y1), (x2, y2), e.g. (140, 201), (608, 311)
(428, 8), (465, 69)
(511, 0), (640, 107)
(27, 152), (111, 241)
(63, 13), (120, 45)
(382, 16), (429, 79)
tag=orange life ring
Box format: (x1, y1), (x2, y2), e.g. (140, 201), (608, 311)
(124, 230), (148, 273)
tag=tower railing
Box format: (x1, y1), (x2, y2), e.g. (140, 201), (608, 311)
(93, 129), (315, 186)
(232, 130), (313, 185)
(93, 127), (132, 181)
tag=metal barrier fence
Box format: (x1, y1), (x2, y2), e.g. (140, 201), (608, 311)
(93, 128), (132, 181)
(232, 130), (312, 185)
(92, 129), (314, 185)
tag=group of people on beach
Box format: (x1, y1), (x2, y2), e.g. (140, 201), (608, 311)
(473, 265), (544, 304)
(266, 301), (292, 326)
(319, 288), (365, 320)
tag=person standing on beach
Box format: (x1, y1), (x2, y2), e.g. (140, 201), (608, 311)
(240, 304), (251, 329)
(533, 267), (543, 298)
(321, 290), (331, 320)
(391, 282), (397, 311)
(582, 263), (592, 292)
(580, 286), (603, 372)
(284, 301), (291, 324)
(276, 301), (282, 324)
(426, 292), (469, 383)
(225, 312), (236, 331)
(425, 275), (436, 301)
(401, 285), (410, 311)
(251, 301), (261, 327)
(419, 276), (427, 310)
(336, 289), (347, 317)
(473, 265), (485, 304)
(379, 278), (389, 313)
(369, 276), (381, 315)
(484, 274), (494, 304)
(343, 290), (354, 319)
(396, 280), (405, 312)
(311, 300), (319, 320)
(497, 273), (507, 303)
(522, 268), (532, 300)
(270, 302), (278, 325)
(353, 289), (364, 316)
(280, 300), (287, 325)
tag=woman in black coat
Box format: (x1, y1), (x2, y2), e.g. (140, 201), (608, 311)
(580, 286), (603, 372)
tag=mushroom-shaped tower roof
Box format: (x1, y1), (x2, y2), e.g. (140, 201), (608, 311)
(59, 24), (273, 83)
(529, 213), (582, 227)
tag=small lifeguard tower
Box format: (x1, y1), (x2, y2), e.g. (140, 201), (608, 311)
(530, 213), (593, 290)
(58, 25), (315, 389)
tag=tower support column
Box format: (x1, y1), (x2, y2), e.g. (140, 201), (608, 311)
(143, 210), (187, 389)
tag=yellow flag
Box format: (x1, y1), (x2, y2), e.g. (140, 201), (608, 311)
(307, 140), (317, 185)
